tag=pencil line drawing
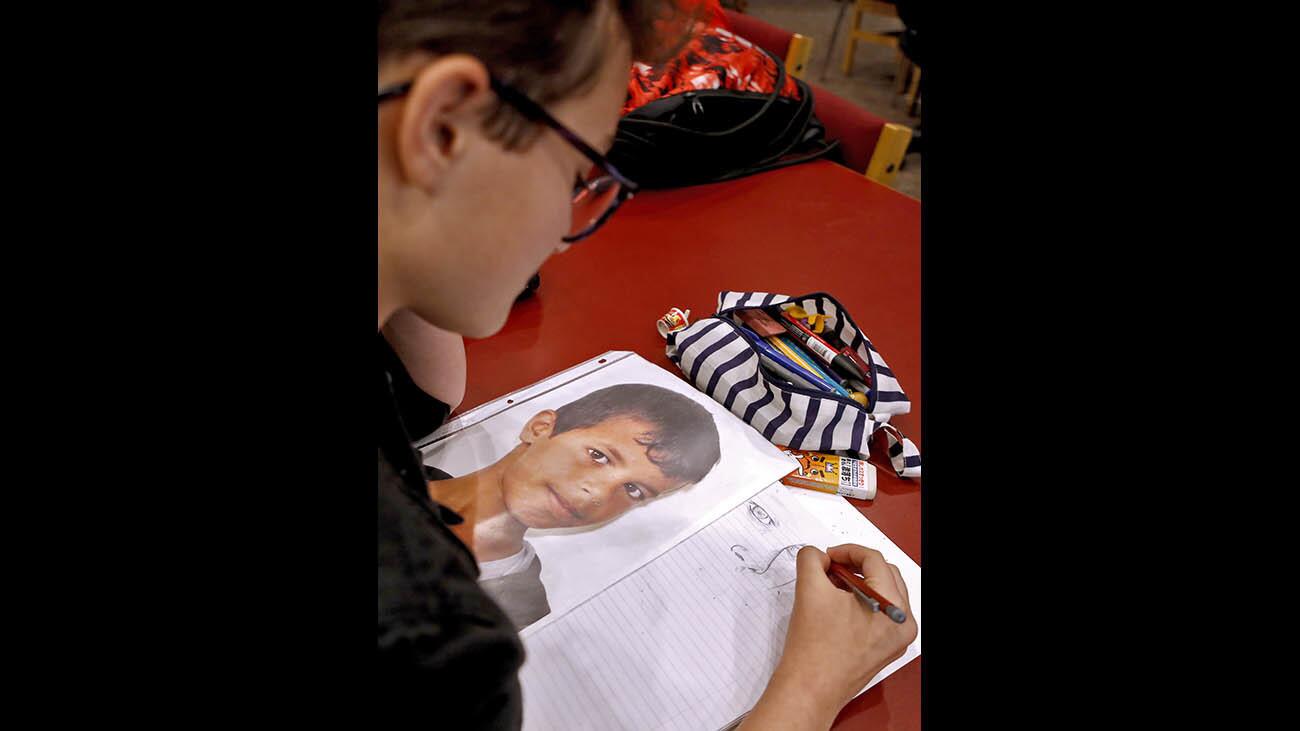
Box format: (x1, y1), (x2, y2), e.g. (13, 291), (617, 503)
(747, 501), (777, 528)
(730, 543), (805, 588)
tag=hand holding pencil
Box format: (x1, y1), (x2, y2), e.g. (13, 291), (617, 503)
(740, 544), (917, 731)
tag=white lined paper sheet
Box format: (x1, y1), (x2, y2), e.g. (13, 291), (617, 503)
(518, 483), (922, 731)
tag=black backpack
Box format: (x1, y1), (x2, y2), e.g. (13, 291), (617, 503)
(609, 45), (840, 189)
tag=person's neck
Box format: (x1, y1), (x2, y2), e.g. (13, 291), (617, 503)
(437, 445), (529, 562)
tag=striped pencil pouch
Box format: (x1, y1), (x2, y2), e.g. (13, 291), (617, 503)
(665, 291), (921, 479)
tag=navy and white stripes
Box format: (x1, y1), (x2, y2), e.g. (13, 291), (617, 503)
(667, 291), (922, 479)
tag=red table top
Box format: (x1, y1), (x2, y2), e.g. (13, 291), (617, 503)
(461, 160), (921, 731)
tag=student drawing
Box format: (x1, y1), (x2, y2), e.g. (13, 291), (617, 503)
(747, 500), (779, 529)
(730, 543), (805, 590)
(430, 383), (722, 630)
(732, 499), (800, 589)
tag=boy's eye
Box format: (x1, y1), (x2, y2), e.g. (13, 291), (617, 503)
(624, 483), (645, 501)
(587, 448), (609, 465)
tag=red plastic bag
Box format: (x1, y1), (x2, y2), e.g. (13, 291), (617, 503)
(624, 18), (800, 114)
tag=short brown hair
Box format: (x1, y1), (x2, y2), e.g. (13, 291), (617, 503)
(378, 1), (699, 148)
(552, 383), (721, 484)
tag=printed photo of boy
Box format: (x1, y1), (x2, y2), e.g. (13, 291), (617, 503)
(430, 383), (722, 629)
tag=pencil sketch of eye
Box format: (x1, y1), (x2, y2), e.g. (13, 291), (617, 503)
(747, 501), (777, 528)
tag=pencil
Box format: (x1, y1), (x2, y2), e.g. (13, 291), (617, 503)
(767, 334), (814, 371)
(739, 325), (836, 394)
(768, 336), (852, 398)
(828, 562), (907, 623)
(781, 337), (853, 398)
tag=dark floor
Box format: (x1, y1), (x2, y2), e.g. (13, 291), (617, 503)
(742, 0), (921, 199)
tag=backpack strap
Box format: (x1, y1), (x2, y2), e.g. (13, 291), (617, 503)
(660, 71), (841, 185)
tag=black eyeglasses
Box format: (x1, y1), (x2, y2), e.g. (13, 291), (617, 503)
(378, 76), (637, 243)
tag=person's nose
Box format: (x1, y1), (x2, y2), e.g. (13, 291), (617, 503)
(575, 477), (612, 508)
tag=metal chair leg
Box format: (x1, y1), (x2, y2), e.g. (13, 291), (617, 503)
(905, 68), (921, 116)
(895, 51), (911, 93)
(819, 0), (852, 80)
(841, 4), (863, 75)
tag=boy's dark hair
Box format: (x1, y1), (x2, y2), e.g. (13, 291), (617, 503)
(378, 0), (701, 149)
(553, 383), (721, 485)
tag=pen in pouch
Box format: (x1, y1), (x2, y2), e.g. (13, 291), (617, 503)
(758, 353), (816, 390)
(840, 347), (872, 387)
(737, 325), (836, 393)
(765, 335), (823, 378)
(772, 335), (853, 399)
(776, 310), (868, 385)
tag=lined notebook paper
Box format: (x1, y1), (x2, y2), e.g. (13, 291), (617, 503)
(518, 484), (922, 731)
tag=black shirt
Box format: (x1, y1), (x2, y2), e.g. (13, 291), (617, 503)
(378, 334), (451, 443)
(377, 336), (524, 727)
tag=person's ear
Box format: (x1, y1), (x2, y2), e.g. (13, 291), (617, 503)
(520, 410), (558, 445)
(394, 54), (492, 194)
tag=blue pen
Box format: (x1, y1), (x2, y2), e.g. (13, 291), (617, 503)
(776, 335), (854, 398)
(758, 353), (821, 390)
(737, 325), (836, 394)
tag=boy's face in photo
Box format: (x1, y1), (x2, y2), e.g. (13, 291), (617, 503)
(500, 410), (689, 529)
